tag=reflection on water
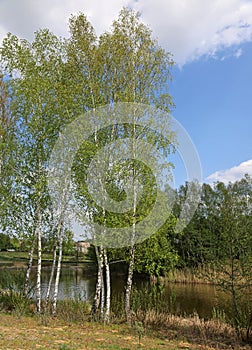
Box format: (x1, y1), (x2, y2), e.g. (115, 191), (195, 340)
(0, 263), (230, 319)
(160, 282), (229, 318)
(39, 265), (97, 301)
(40, 265), (229, 318)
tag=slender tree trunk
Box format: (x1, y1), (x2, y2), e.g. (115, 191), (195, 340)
(125, 111), (137, 324)
(92, 246), (103, 316)
(93, 246), (105, 321)
(91, 120), (105, 319)
(104, 248), (110, 323)
(52, 230), (63, 316)
(92, 119), (109, 322)
(24, 236), (35, 297)
(231, 256), (240, 338)
(125, 244), (135, 323)
(36, 208), (42, 314)
(100, 265), (105, 320)
(45, 243), (57, 309)
(51, 185), (68, 316)
(246, 311), (252, 341)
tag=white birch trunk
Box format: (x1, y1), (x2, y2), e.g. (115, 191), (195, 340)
(100, 263), (105, 320)
(24, 236), (35, 297)
(104, 248), (110, 323)
(36, 208), (42, 314)
(125, 244), (135, 323)
(125, 107), (137, 323)
(51, 184), (68, 316)
(45, 243), (57, 308)
(52, 228), (63, 316)
(92, 245), (103, 316)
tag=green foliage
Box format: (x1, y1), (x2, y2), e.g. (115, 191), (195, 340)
(0, 73), (17, 234)
(0, 268), (32, 315)
(0, 290), (31, 315)
(106, 214), (178, 277)
(173, 176), (252, 339)
(69, 8), (175, 249)
(0, 267), (26, 291)
(0, 7), (175, 248)
(212, 307), (227, 322)
(134, 215), (178, 276)
(62, 230), (75, 256)
(98, 7), (174, 109)
(163, 175), (252, 341)
(0, 233), (13, 250)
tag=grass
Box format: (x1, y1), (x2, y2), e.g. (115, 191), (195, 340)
(0, 312), (191, 350)
(0, 251), (93, 264)
(0, 311), (250, 350)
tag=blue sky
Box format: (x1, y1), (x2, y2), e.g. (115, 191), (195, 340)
(171, 41), (252, 183)
(0, 0), (252, 185)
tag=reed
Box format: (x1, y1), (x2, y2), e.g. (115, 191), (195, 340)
(165, 266), (213, 284)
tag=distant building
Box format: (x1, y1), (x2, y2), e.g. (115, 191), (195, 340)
(75, 241), (90, 254)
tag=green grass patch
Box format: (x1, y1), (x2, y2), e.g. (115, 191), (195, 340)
(0, 250), (93, 264)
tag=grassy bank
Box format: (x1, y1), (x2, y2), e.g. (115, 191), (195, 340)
(0, 284), (250, 349)
(0, 311), (250, 350)
(0, 251), (93, 265)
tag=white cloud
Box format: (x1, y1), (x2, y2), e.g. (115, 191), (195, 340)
(0, 0), (129, 39)
(0, 0), (252, 65)
(234, 47), (243, 58)
(206, 160), (252, 184)
(134, 0), (252, 65)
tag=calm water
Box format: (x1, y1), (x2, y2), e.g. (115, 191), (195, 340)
(1, 263), (230, 319)
(39, 264), (229, 318)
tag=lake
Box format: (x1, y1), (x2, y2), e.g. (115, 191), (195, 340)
(1, 263), (230, 319)
(40, 264), (229, 319)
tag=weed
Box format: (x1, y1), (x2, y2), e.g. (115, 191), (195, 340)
(133, 321), (144, 349)
(0, 290), (31, 315)
(56, 298), (91, 323)
(212, 306), (226, 322)
(59, 345), (75, 350)
(98, 346), (130, 349)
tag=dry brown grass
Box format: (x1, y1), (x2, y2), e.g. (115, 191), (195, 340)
(138, 310), (250, 349)
(165, 267), (213, 284)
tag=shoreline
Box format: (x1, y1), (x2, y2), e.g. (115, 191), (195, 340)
(0, 252), (216, 285)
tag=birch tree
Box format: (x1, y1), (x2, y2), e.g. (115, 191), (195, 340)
(97, 8), (174, 322)
(66, 13), (110, 321)
(68, 8), (175, 322)
(0, 30), (73, 313)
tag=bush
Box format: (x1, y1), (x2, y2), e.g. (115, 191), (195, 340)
(0, 267), (34, 315)
(56, 298), (91, 323)
(0, 290), (31, 315)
